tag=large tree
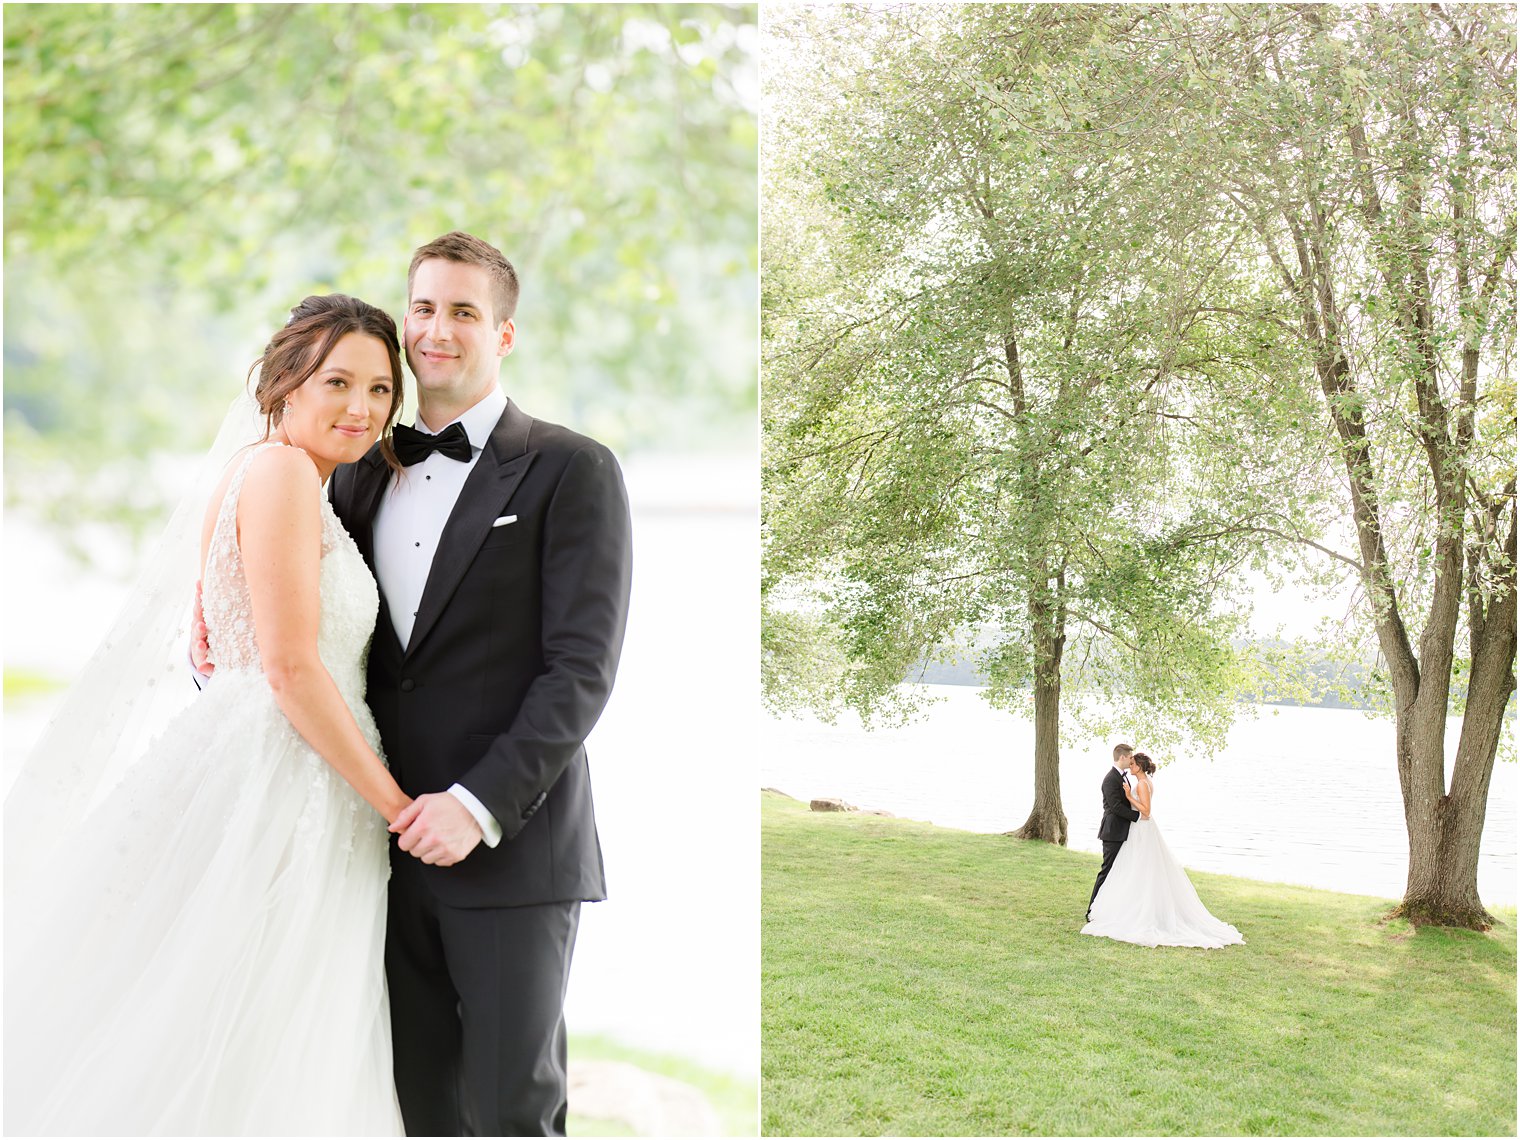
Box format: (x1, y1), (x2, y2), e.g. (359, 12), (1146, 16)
(762, 5), (1327, 842)
(1160, 3), (1516, 927)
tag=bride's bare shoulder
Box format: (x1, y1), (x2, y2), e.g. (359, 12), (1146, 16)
(199, 447), (321, 564)
(238, 444), (321, 507)
(244, 441), (317, 480)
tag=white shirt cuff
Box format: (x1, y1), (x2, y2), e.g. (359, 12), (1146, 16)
(188, 649), (212, 691)
(448, 783), (503, 848)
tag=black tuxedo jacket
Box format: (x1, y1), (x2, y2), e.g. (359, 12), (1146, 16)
(329, 399), (633, 909)
(1096, 766), (1141, 844)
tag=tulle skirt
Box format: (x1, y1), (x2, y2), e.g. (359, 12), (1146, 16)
(1081, 819), (1245, 949)
(5, 670), (402, 1135)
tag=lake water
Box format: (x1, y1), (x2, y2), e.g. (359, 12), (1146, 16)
(761, 684), (1517, 906)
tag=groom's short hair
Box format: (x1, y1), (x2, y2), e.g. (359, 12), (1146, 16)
(408, 231), (521, 325)
(1113, 742), (1134, 761)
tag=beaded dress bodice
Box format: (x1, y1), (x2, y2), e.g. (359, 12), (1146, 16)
(201, 443), (378, 701)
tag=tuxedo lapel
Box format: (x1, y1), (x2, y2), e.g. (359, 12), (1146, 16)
(405, 401), (536, 661)
(338, 447), (393, 572)
(374, 594), (405, 662)
(331, 448), (400, 659)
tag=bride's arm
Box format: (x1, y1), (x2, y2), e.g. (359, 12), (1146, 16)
(239, 447), (410, 825)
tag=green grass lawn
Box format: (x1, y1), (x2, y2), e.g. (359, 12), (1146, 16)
(762, 791), (1516, 1137)
(570, 1034), (756, 1136)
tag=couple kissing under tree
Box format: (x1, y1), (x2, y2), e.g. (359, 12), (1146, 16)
(1082, 743), (1244, 950)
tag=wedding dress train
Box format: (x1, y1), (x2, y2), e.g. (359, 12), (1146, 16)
(5, 444), (402, 1135)
(1081, 814), (1244, 950)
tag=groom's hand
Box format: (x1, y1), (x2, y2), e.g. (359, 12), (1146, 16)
(190, 580), (215, 677)
(391, 792), (483, 866)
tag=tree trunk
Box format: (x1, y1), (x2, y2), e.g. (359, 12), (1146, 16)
(1393, 510), (1516, 930)
(1013, 585), (1069, 845)
(1390, 703), (1491, 930)
(1269, 168), (1511, 930)
(1392, 730), (1498, 929)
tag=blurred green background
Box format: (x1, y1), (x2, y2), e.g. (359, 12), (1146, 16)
(5, 2), (758, 543)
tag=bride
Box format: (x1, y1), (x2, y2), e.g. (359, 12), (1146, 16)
(6, 295), (410, 1134)
(1081, 752), (1244, 949)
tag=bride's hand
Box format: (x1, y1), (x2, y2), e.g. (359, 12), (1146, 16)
(384, 794), (415, 828)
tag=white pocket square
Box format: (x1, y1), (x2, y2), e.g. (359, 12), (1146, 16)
(492, 515), (518, 528)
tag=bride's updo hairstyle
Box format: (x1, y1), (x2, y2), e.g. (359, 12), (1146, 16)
(1131, 752), (1157, 775)
(248, 294), (406, 473)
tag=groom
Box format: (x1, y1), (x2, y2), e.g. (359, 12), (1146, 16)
(334, 232), (632, 1136)
(191, 232), (630, 1133)
(1087, 742), (1141, 921)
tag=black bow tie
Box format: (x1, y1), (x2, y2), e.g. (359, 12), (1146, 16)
(393, 422), (473, 466)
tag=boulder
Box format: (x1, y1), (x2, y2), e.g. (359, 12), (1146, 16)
(809, 797), (857, 813)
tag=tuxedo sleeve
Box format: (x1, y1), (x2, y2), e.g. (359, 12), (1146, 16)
(1103, 773), (1141, 822)
(460, 442), (633, 841)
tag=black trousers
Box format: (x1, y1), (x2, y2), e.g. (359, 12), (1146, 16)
(386, 853), (581, 1137)
(1088, 840), (1124, 918)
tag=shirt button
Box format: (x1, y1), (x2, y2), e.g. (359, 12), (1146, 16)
(415, 542), (420, 547)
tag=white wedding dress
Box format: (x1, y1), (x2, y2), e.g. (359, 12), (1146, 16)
(1081, 780), (1244, 949)
(5, 444), (403, 1135)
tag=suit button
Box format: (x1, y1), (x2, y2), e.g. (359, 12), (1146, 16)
(400, 679), (415, 692)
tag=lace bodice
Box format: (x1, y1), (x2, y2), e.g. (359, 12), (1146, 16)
(201, 444), (378, 700)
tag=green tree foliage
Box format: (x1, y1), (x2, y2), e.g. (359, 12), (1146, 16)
(5, 3), (757, 538)
(763, 5), (1331, 843)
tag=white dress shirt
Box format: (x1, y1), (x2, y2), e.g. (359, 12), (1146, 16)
(372, 386), (508, 847)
